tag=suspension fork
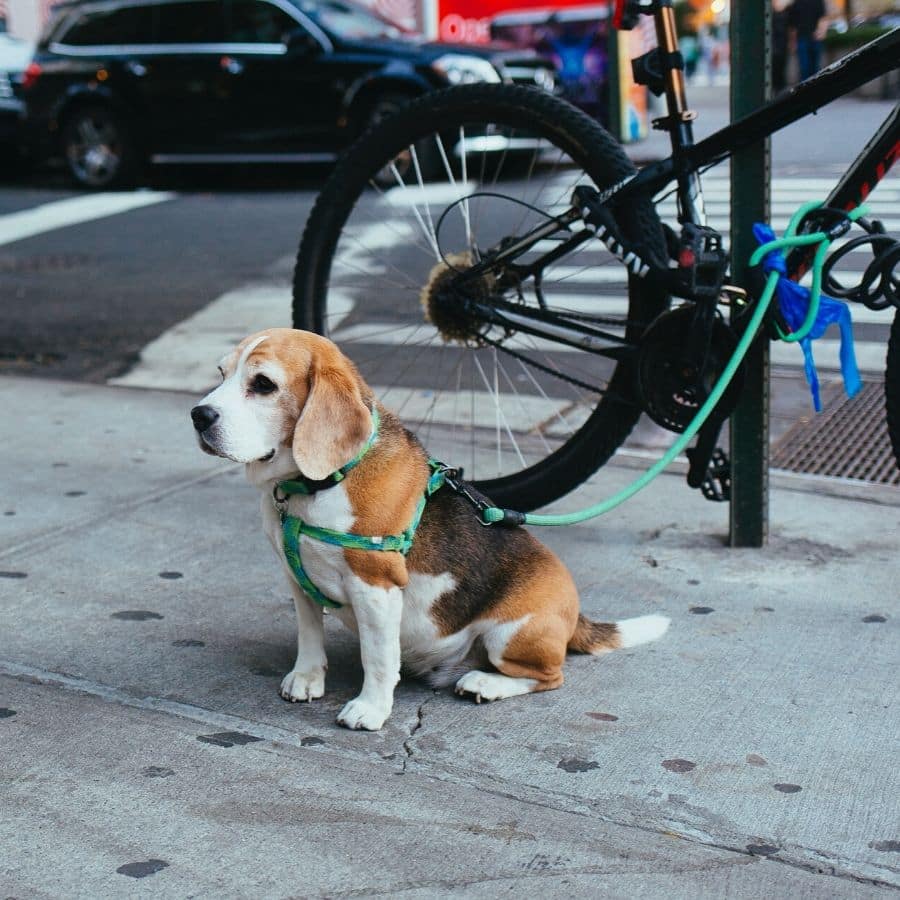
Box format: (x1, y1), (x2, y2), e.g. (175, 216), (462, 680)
(652, 1), (707, 227)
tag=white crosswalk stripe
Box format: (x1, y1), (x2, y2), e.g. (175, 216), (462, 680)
(109, 174), (899, 425)
(0, 191), (174, 247)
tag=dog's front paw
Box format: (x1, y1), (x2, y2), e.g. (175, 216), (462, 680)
(337, 697), (390, 731)
(279, 668), (326, 703)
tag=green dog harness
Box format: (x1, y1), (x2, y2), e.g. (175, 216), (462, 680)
(274, 410), (449, 609)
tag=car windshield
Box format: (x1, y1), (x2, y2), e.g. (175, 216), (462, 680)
(296, 0), (408, 40)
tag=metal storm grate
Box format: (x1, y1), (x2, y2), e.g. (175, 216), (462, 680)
(771, 381), (900, 485)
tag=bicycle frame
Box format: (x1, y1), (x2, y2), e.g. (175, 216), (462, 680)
(622, 10), (900, 241)
(461, 13), (900, 365)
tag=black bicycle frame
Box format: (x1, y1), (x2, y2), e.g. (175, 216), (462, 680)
(458, 18), (900, 368)
(616, 23), (900, 263)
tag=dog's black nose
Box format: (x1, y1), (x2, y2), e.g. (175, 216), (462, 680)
(191, 405), (219, 432)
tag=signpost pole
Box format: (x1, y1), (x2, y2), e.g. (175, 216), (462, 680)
(728, 1), (771, 547)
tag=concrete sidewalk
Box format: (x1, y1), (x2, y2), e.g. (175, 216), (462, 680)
(1, 375), (898, 898)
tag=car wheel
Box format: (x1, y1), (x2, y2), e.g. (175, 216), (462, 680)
(61, 105), (138, 189)
(366, 92), (418, 129)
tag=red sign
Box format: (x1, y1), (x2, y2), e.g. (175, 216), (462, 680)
(436, 0), (610, 44)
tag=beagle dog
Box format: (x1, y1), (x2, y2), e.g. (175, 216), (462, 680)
(191, 328), (669, 731)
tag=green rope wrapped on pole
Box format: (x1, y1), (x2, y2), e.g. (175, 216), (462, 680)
(482, 201), (868, 527)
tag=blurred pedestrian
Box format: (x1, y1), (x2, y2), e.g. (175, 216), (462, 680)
(681, 31), (700, 81)
(787, 0), (826, 82)
(772, 1), (789, 92)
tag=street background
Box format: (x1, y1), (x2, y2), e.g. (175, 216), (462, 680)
(2, 83), (898, 448)
(2, 79), (900, 897)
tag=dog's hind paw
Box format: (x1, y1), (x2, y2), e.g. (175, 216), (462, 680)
(279, 668), (326, 703)
(337, 697), (390, 731)
(455, 670), (536, 702)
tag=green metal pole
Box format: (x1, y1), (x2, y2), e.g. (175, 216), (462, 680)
(729, 1), (771, 547)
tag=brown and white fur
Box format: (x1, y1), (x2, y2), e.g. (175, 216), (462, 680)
(192, 328), (669, 731)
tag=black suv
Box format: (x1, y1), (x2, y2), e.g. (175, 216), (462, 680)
(22, 0), (556, 187)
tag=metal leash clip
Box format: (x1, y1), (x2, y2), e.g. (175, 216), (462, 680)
(437, 466), (496, 525)
(272, 484), (290, 521)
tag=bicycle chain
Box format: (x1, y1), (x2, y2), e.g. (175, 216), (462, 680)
(476, 296), (650, 400)
(478, 331), (603, 394)
(487, 292), (647, 329)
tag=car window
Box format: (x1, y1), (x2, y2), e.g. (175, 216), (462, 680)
(155, 0), (225, 43)
(297, 0), (404, 40)
(225, 0), (297, 43)
(39, 6), (74, 45)
(58, 4), (157, 45)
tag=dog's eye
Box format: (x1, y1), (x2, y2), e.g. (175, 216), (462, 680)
(217, 366), (225, 381)
(251, 373), (277, 395)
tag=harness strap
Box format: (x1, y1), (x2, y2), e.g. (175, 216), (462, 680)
(280, 459), (448, 609)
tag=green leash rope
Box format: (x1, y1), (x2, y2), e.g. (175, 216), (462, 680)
(482, 201), (868, 527)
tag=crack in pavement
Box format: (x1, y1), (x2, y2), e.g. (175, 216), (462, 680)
(400, 694), (433, 773)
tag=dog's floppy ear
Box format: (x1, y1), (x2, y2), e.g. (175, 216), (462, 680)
(292, 355), (372, 480)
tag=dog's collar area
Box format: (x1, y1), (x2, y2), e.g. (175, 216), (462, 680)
(275, 408), (381, 501)
(279, 460), (449, 609)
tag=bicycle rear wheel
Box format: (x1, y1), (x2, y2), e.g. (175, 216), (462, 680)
(293, 84), (668, 510)
(884, 309), (900, 468)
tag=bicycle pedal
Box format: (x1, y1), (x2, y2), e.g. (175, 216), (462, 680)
(698, 448), (731, 502)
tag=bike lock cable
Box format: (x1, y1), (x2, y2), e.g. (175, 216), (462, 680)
(482, 200), (869, 527)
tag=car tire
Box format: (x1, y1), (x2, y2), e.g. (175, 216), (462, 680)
(365, 92), (417, 130)
(61, 105), (139, 189)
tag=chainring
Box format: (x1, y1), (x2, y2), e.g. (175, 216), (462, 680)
(636, 305), (745, 433)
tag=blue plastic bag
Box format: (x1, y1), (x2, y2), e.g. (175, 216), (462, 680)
(753, 222), (862, 412)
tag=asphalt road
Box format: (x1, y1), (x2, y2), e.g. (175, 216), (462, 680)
(2, 87), (897, 378)
(0, 165), (329, 382)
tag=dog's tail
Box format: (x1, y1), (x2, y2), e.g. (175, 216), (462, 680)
(568, 613), (670, 655)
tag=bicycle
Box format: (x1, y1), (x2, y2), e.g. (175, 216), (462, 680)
(293, 0), (900, 513)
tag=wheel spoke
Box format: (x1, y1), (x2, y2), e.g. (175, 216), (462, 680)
(473, 350), (527, 472)
(388, 159), (440, 259)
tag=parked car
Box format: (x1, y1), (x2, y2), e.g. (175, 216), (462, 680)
(851, 13), (900, 30)
(0, 32), (33, 166)
(21, 0), (556, 188)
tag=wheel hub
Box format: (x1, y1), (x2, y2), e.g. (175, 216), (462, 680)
(421, 252), (497, 347)
(84, 146), (111, 173)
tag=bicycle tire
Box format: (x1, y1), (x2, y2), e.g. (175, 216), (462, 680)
(293, 84), (668, 511)
(885, 308), (900, 469)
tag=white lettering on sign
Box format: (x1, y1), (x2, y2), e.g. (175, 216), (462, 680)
(439, 14), (490, 43)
